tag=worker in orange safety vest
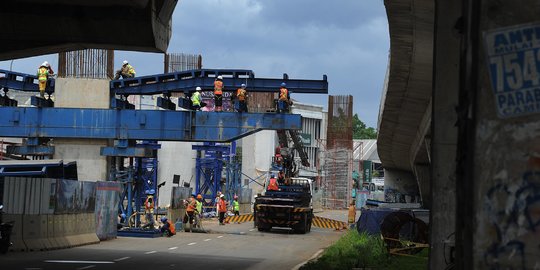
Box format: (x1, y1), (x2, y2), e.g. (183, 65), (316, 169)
(267, 174), (279, 191)
(236, 83), (248, 112)
(277, 82), (291, 113)
(218, 194), (227, 225)
(214, 75), (224, 112)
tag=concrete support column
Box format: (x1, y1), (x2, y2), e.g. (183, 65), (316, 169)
(52, 78), (111, 181)
(460, 1), (540, 268)
(430, 0), (461, 268)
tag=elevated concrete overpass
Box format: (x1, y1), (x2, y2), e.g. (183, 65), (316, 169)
(378, 0), (540, 269)
(0, 0), (177, 60)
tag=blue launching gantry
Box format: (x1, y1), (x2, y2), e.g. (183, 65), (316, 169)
(0, 67), (328, 231)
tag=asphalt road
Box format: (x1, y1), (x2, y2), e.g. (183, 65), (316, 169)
(0, 220), (345, 270)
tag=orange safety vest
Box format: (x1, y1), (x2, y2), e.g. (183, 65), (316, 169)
(268, 178), (279, 191)
(214, 80), (223, 95)
(218, 198), (227, 213)
(236, 88), (246, 101)
(168, 220), (176, 235)
(144, 197), (154, 209)
(37, 67), (48, 82)
(186, 199), (196, 212)
(279, 87), (288, 101)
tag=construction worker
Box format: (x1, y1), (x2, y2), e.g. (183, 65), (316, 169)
(37, 62), (49, 98)
(214, 75), (224, 112)
(268, 174), (279, 191)
(43, 61), (54, 76)
(191, 87), (202, 110)
(236, 83), (248, 112)
(348, 201), (357, 228)
(277, 82), (291, 113)
(195, 194), (203, 228)
(142, 189), (155, 229)
(277, 170), (285, 185)
(183, 194), (197, 231)
(113, 60), (136, 80)
(218, 194), (227, 225)
(232, 195), (240, 217)
(160, 216), (176, 237)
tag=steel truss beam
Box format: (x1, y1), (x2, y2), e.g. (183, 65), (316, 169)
(0, 107), (301, 142)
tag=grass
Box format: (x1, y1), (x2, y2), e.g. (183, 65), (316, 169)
(300, 230), (428, 270)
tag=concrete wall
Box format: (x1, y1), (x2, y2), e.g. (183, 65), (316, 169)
(383, 168), (420, 203)
(430, 0), (460, 268)
(241, 130), (276, 195)
(157, 141), (197, 207)
(52, 78), (110, 181)
(467, 2), (540, 268)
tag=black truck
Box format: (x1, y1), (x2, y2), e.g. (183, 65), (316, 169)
(254, 178), (313, 234)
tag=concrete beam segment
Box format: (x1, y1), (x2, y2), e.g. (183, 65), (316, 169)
(0, 107), (302, 142)
(0, 0), (177, 60)
(378, 0), (434, 172)
(54, 78), (110, 109)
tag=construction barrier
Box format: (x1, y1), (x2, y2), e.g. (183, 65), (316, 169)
(227, 213), (348, 229)
(225, 214), (254, 223)
(2, 177), (105, 251)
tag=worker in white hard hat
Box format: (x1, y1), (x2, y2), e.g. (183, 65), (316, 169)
(191, 86), (202, 111)
(236, 83), (248, 112)
(113, 60), (136, 80)
(214, 75), (224, 112)
(36, 62), (49, 98)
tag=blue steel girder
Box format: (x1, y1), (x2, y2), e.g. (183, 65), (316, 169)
(0, 69), (55, 92)
(0, 107), (301, 142)
(110, 69), (328, 95)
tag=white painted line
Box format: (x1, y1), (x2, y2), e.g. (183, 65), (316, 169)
(217, 236), (223, 238)
(203, 238), (211, 242)
(44, 260), (113, 264)
(291, 249), (325, 270)
(145, 251), (157, 254)
(249, 229), (255, 231)
(187, 242), (196, 246)
(113, 257), (130, 262)
(168, 247), (178, 250)
(77, 266), (96, 270)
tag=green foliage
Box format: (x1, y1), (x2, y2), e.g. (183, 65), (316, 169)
(353, 114), (377, 139)
(300, 230), (428, 270)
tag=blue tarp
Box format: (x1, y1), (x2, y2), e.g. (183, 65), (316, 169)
(356, 208), (397, 235)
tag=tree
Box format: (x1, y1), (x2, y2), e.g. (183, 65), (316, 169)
(352, 114), (377, 139)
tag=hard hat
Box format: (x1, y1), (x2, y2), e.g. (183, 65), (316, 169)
(43, 61), (49, 67)
(197, 194), (203, 199)
(271, 174), (276, 178)
(220, 194), (225, 198)
(217, 75), (223, 80)
(123, 60), (128, 65)
(145, 189), (155, 195)
(281, 82), (286, 87)
(192, 193), (197, 198)
(241, 83), (246, 88)
(161, 216), (168, 223)
(41, 62), (47, 67)
(196, 86), (202, 91)
(120, 213), (126, 219)
(234, 195), (238, 199)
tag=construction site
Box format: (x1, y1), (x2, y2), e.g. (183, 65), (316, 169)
(2, 0), (538, 269)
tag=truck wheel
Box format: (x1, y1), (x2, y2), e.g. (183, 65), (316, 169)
(294, 214), (307, 234)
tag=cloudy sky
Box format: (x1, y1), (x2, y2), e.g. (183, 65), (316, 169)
(0, 0), (389, 128)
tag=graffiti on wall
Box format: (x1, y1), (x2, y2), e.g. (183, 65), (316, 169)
(483, 165), (540, 269)
(55, 180), (96, 214)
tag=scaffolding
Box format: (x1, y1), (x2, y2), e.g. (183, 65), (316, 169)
(320, 95), (354, 209)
